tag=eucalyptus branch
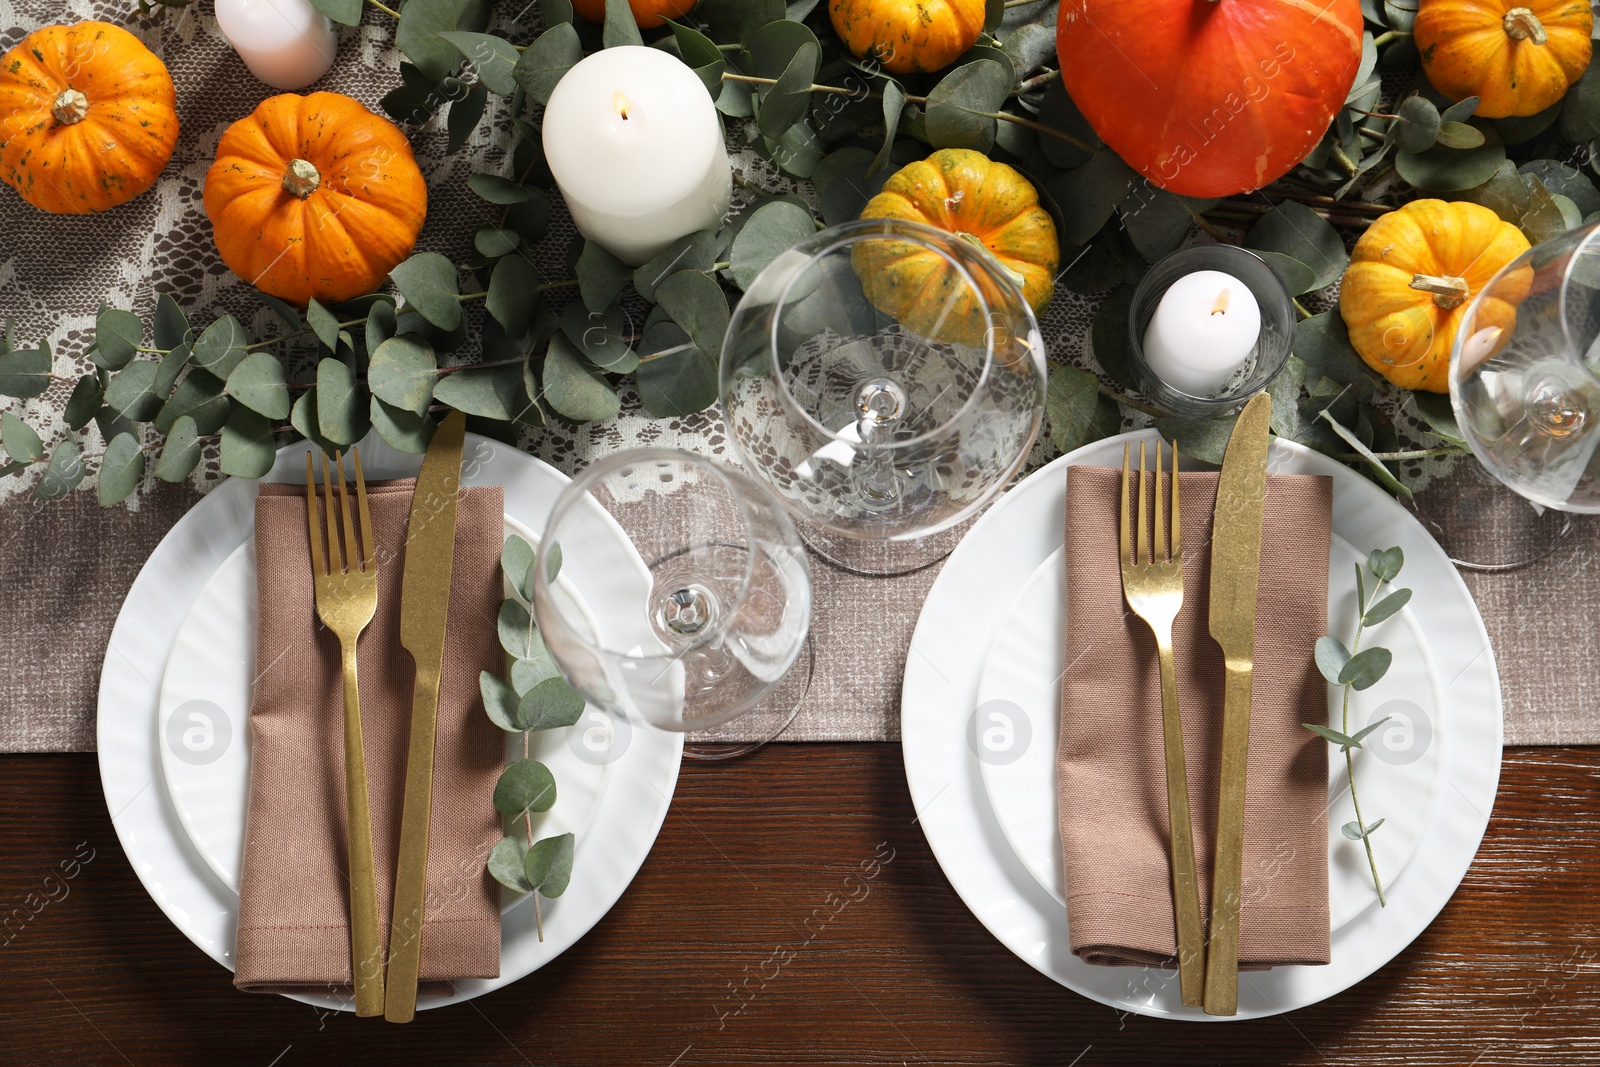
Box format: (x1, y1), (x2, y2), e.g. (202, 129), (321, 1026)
(366, 0), (400, 18)
(1341, 578), (1387, 907)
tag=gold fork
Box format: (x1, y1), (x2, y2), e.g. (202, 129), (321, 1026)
(1118, 439), (1206, 1007)
(306, 448), (385, 1018)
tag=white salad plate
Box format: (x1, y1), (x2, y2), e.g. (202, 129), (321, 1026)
(901, 429), (1501, 1020)
(99, 433), (683, 1013)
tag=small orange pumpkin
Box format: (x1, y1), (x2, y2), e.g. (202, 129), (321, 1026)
(1416, 0), (1592, 118)
(0, 21), (179, 214)
(854, 149), (1059, 347)
(571, 0), (697, 29)
(829, 0), (986, 75)
(1339, 199), (1532, 393)
(204, 92), (428, 307)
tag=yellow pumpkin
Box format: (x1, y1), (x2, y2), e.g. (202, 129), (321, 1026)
(1416, 0), (1593, 118)
(1339, 199), (1532, 393)
(829, 0), (986, 75)
(0, 21), (179, 214)
(204, 92), (428, 307)
(854, 149), (1059, 350)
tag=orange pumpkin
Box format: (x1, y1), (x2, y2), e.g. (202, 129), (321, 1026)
(1057, 0), (1364, 197)
(204, 92), (428, 307)
(829, 0), (986, 75)
(1415, 0), (1593, 118)
(854, 149), (1059, 347)
(0, 21), (178, 214)
(571, 0), (697, 29)
(1339, 199), (1532, 393)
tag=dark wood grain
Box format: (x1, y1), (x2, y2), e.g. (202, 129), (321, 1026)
(1, 746), (1596, 1066)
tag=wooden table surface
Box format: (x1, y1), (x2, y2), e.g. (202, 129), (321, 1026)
(2, 744), (1597, 1066)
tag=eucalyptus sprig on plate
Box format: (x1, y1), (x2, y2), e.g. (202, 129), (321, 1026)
(1305, 545), (1413, 907)
(481, 533), (583, 940)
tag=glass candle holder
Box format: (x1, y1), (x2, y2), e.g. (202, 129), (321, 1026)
(1128, 245), (1295, 418)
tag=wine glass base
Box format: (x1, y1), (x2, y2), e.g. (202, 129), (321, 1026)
(1409, 458), (1585, 571)
(795, 517), (974, 576)
(683, 635), (815, 760)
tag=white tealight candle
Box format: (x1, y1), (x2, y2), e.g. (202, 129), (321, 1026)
(1141, 270), (1263, 396)
(543, 46), (733, 267)
(215, 0), (337, 91)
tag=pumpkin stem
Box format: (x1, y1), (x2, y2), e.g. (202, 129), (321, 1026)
(282, 158), (322, 199)
(1410, 273), (1471, 309)
(51, 89), (89, 126)
(1503, 7), (1549, 45)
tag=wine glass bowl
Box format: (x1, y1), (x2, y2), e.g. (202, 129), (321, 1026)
(532, 449), (811, 736)
(721, 218), (1048, 574)
(1451, 222), (1600, 512)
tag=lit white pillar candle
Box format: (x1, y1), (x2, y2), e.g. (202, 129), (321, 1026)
(542, 46), (733, 267)
(215, 0), (337, 91)
(1141, 270), (1262, 396)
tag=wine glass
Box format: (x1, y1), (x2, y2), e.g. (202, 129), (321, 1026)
(720, 218), (1048, 575)
(532, 449), (812, 759)
(1443, 223), (1600, 563)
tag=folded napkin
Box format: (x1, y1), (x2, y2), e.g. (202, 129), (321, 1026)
(1057, 465), (1332, 970)
(235, 478), (505, 995)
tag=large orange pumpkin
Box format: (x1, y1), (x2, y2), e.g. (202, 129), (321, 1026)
(1056, 0), (1364, 197)
(830, 0), (986, 75)
(204, 92), (427, 307)
(0, 21), (178, 214)
(1415, 0), (1593, 118)
(853, 149), (1059, 348)
(1339, 199), (1532, 393)
(571, 0), (697, 29)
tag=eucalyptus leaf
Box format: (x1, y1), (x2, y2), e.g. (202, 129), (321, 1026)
(1363, 587), (1413, 626)
(64, 374), (103, 431)
(577, 242), (629, 313)
(667, 20), (726, 97)
(524, 832), (574, 897)
(481, 671), (523, 732)
(306, 299), (340, 350)
(1368, 546), (1404, 583)
(602, 0), (644, 48)
(1394, 95), (1441, 153)
(1034, 81), (1099, 169)
(447, 82), (489, 153)
(474, 226), (521, 258)
(1343, 817), (1385, 840)
(1339, 646), (1393, 691)
(309, 0), (362, 24)
(0, 347), (51, 399)
(493, 758), (557, 817)
(820, 162), (889, 227)
(924, 59), (1011, 153)
(105, 361), (162, 422)
(438, 31), (520, 95)
(97, 432), (144, 506)
(513, 23), (583, 106)
(33, 440), (84, 500)
(469, 172), (531, 204)
(655, 269), (731, 360)
(390, 252), (463, 330)
(1560, 60), (1600, 142)
(396, 0), (479, 82)
(1000, 19), (1056, 79)
(637, 323), (719, 416)
(542, 334), (621, 421)
(1295, 313), (1378, 402)
(153, 293), (191, 351)
(1461, 160), (1532, 223)
(502, 535), (536, 601)
(488, 255), (540, 337)
(758, 41), (820, 138)
(561, 302), (638, 372)
(1441, 97), (1479, 123)
(155, 415), (202, 482)
(1412, 392), (1467, 445)
(315, 358), (366, 445)
(1244, 201), (1348, 290)
(1118, 185), (1198, 262)
(1522, 177), (1575, 243)
(1152, 414), (1239, 465)
(873, 80), (907, 175)
(498, 598), (539, 659)
(729, 199), (817, 289)
(1436, 121), (1485, 149)
(370, 396), (436, 453)
(155, 342), (191, 397)
(545, 542), (563, 583)
(219, 407), (276, 479)
(516, 677), (585, 731)
(1090, 284), (1139, 392)
(1252, 251), (1319, 297)
(1395, 132), (1507, 193)
(191, 315), (249, 379)
(1520, 160), (1600, 217)
(2, 412), (42, 463)
(1315, 635), (1352, 685)
(512, 640), (561, 695)
(487, 835), (534, 892)
(93, 306), (142, 370)
(434, 362), (534, 421)
(747, 18), (821, 78)
(633, 232), (719, 302)
(1350, 715), (1393, 745)
(157, 370), (230, 435)
(763, 118), (825, 178)
(368, 335), (439, 415)
(1305, 723), (1363, 750)
(1319, 409), (1411, 500)
(1046, 152), (1137, 247)
(1045, 366), (1118, 454)
(224, 351), (291, 419)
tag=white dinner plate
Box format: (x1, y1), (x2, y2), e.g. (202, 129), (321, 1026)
(901, 429), (1501, 1020)
(156, 516), (610, 904)
(99, 433), (683, 1013)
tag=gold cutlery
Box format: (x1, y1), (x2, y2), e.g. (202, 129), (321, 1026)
(305, 448), (385, 1017)
(385, 409), (467, 1023)
(1118, 439), (1206, 1007)
(1203, 392), (1274, 1016)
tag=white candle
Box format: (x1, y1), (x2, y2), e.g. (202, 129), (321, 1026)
(1141, 270), (1262, 396)
(542, 46), (732, 267)
(215, 0), (337, 91)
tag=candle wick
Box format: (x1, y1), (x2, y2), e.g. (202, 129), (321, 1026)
(1209, 289), (1230, 316)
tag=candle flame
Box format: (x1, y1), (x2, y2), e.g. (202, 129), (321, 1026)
(1210, 288), (1230, 316)
(613, 91), (630, 120)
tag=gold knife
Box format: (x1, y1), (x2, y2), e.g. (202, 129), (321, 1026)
(384, 409), (467, 1023)
(1202, 391), (1273, 1017)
